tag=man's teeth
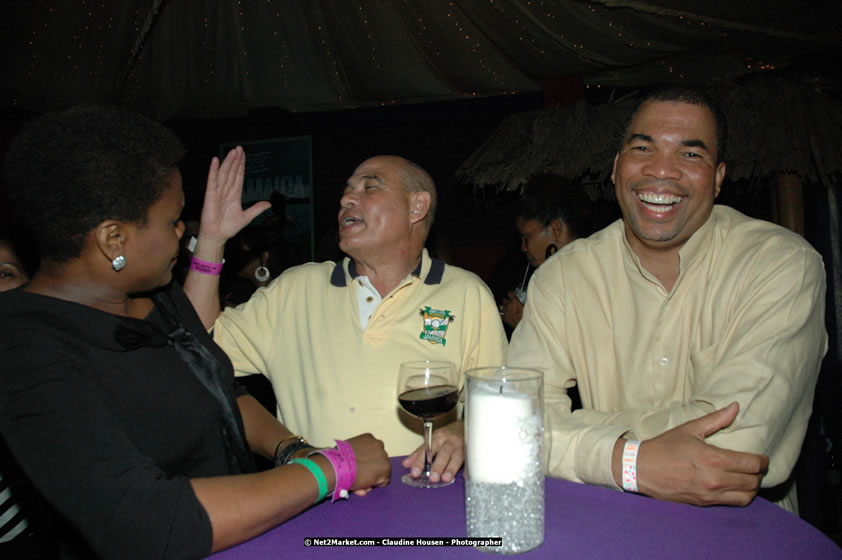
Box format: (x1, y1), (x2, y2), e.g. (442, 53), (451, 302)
(637, 192), (681, 204)
(637, 192), (682, 213)
(343, 217), (360, 226)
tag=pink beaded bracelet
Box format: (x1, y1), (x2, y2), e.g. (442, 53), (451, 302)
(190, 256), (224, 276)
(309, 440), (356, 502)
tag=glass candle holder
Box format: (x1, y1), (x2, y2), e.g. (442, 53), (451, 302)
(465, 366), (544, 554)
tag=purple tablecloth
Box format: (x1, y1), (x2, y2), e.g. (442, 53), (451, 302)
(209, 457), (841, 559)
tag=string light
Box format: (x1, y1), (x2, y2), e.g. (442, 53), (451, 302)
(3, 2), (825, 114)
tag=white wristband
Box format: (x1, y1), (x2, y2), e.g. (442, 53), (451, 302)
(186, 235), (225, 263)
(622, 440), (641, 493)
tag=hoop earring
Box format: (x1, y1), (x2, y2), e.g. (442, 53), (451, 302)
(544, 244), (558, 260)
(111, 255), (126, 271)
(254, 265), (270, 282)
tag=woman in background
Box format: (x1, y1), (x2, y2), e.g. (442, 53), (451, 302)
(500, 178), (592, 330)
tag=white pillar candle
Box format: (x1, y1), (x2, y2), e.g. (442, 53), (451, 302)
(467, 381), (536, 484)
(465, 367), (544, 554)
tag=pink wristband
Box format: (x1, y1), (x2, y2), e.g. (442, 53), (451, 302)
(309, 440), (356, 502)
(190, 256), (223, 275)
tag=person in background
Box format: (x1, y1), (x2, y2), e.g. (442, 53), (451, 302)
(0, 223), (45, 556)
(185, 154), (508, 485)
(0, 225), (37, 292)
(218, 192), (301, 308)
(0, 105), (390, 559)
(500, 178), (592, 330)
(507, 86), (827, 513)
(218, 225), (282, 423)
(220, 225), (276, 307)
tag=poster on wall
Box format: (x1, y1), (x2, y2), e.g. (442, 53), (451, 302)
(220, 136), (313, 261)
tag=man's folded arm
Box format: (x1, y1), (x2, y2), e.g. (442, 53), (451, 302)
(509, 248), (826, 495)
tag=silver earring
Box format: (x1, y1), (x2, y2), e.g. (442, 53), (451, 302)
(254, 265), (270, 282)
(111, 255), (126, 271)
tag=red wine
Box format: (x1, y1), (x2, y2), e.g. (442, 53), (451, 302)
(399, 385), (459, 419)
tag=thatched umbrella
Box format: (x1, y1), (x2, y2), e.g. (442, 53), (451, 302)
(455, 98), (637, 193)
(705, 74), (842, 236)
(459, 75), (842, 193)
(712, 75), (842, 186)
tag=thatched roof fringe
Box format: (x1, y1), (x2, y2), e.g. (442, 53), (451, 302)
(458, 76), (842, 193)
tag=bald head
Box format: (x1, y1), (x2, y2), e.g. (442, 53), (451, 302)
(351, 155), (437, 230)
(339, 155), (436, 261)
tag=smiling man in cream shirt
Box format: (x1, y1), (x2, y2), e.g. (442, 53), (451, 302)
(508, 86), (827, 513)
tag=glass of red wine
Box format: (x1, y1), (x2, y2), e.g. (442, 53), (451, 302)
(397, 360), (460, 488)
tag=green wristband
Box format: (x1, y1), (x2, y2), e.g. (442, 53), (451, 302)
(290, 458), (328, 503)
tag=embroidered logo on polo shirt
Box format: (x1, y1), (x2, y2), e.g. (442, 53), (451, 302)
(419, 307), (455, 346)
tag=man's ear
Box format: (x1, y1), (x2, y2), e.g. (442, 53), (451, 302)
(714, 162), (726, 198)
(95, 221), (126, 261)
(548, 219), (567, 244)
(610, 153), (619, 185)
(409, 191), (432, 225)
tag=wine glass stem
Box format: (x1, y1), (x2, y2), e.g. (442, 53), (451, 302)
(423, 419), (434, 476)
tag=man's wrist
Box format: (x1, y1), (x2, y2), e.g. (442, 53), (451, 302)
(611, 437), (627, 487)
(621, 440), (641, 493)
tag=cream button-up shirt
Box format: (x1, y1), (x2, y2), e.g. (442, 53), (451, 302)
(508, 206), (827, 512)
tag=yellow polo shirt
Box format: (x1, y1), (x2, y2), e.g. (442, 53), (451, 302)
(214, 249), (507, 455)
(508, 205), (827, 512)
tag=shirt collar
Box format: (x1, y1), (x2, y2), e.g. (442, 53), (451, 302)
(0, 284), (172, 351)
(330, 248), (445, 287)
(620, 206), (718, 281)
(677, 205), (717, 270)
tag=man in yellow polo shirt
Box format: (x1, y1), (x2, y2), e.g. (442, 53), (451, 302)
(507, 86), (827, 513)
(186, 154), (506, 485)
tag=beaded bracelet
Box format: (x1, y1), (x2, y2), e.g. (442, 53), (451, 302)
(274, 436), (314, 466)
(622, 440), (641, 493)
(309, 440), (357, 502)
(290, 458), (328, 503)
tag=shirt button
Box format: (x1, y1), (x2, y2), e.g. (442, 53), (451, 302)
(366, 296), (374, 303)
(659, 357), (669, 367)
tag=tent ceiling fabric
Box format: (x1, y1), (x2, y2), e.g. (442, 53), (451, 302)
(1, 1), (839, 119)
